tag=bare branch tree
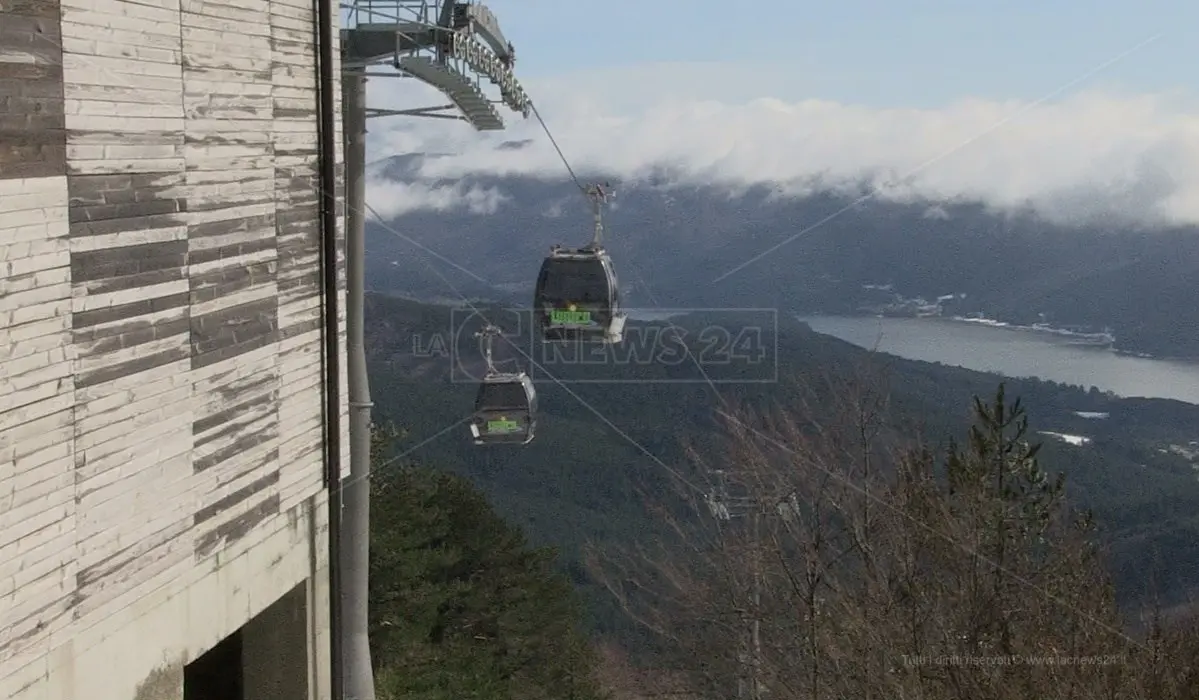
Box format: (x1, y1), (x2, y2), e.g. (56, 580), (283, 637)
(590, 370), (1199, 700)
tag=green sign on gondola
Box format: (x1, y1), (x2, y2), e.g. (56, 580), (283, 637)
(487, 417), (520, 433)
(550, 308), (592, 325)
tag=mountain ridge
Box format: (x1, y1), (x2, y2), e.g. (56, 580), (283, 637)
(365, 155), (1199, 357)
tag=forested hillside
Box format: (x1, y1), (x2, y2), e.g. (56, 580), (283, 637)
(364, 293), (1199, 634)
(363, 291), (1199, 697)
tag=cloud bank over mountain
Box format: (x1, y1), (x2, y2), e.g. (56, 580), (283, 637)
(364, 63), (1199, 226)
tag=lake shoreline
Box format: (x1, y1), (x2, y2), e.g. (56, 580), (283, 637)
(798, 314), (1199, 405)
(803, 311), (1199, 365)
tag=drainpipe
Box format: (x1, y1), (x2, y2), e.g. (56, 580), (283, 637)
(314, 0), (344, 697)
(341, 68), (376, 700)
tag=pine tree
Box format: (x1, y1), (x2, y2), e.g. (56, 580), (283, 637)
(368, 424), (605, 700)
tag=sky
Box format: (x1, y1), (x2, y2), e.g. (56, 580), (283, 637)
(468, 0), (1193, 105)
(361, 0), (1199, 225)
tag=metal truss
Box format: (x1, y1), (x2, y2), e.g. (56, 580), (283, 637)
(340, 0), (528, 130)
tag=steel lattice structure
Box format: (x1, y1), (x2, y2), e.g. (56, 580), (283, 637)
(341, 0), (529, 130)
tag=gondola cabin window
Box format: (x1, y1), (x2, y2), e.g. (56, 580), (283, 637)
(475, 381), (530, 411)
(538, 259), (610, 307)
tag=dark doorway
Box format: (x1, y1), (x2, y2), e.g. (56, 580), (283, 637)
(183, 628), (244, 700)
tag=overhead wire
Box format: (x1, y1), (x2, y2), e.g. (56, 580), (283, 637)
(529, 101), (587, 195)
(7, 10), (477, 674)
(518, 96), (1147, 650)
(358, 198), (709, 497)
(5, 11), (678, 675)
(528, 100), (733, 411)
(625, 262), (732, 411)
(89, 5), (1145, 651)
(368, 210), (493, 283)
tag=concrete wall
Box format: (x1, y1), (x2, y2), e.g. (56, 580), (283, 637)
(0, 0), (347, 697)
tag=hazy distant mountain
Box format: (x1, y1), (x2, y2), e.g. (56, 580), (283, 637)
(365, 154), (1199, 357)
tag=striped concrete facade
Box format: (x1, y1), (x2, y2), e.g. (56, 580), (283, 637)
(1, 0), (347, 697)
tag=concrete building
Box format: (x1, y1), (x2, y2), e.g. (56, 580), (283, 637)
(1, 0), (347, 697)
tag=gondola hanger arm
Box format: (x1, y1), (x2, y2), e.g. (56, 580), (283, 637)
(584, 182), (614, 249)
(474, 324), (502, 375)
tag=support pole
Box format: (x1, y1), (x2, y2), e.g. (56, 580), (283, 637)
(751, 511), (762, 700)
(337, 8), (529, 697)
(341, 68), (376, 700)
(314, 0), (343, 696)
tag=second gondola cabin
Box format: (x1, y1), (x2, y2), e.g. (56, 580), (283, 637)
(469, 372), (537, 446)
(533, 245), (627, 344)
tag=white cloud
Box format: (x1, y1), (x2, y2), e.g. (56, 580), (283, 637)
(365, 179), (509, 219)
(540, 198), (568, 219)
(923, 205), (951, 220)
(364, 63), (1199, 225)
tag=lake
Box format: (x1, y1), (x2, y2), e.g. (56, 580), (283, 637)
(799, 315), (1199, 405)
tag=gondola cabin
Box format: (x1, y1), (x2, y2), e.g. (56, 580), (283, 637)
(533, 246), (627, 344)
(469, 373), (537, 445)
